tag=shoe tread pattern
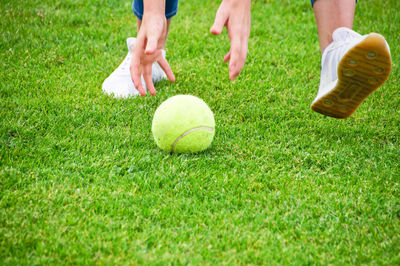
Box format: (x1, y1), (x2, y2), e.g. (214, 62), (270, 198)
(311, 33), (392, 118)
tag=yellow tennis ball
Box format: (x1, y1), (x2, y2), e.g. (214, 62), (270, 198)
(152, 95), (215, 154)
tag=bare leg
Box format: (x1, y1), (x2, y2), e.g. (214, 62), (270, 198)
(311, 0), (392, 119)
(313, 0), (356, 53)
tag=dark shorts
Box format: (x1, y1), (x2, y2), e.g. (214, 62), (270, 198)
(132, 0), (179, 20)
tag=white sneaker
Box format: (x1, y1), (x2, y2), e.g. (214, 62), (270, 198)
(102, 38), (167, 98)
(311, 27), (392, 118)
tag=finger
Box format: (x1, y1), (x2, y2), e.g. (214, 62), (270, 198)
(236, 39), (249, 76)
(229, 53), (246, 81)
(143, 64), (156, 96)
(136, 76), (146, 96)
(145, 35), (158, 55)
(131, 54), (146, 96)
(228, 37), (242, 80)
(229, 30), (249, 80)
(223, 50), (231, 63)
(229, 54), (245, 81)
(241, 41), (249, 63)
(210, 8), (227, 35)
(157, 57), (175, 82)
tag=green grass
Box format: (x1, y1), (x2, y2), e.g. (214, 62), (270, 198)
(1, 0), (400, 264)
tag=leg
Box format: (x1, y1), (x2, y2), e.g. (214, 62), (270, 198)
(313, 0), (356, 53)
(310, 0), (392, 118)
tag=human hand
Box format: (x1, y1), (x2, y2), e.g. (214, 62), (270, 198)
(130, 14), (175, 96)
(210, 0), (251, 80)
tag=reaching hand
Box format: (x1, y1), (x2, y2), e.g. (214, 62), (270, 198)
(210, 0), (251, 80)
(130, 14), (175, 96)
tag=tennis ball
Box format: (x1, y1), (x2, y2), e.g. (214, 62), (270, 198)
(152, 95), (215, 154)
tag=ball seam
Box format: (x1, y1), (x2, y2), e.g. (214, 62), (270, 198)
(171, 126), (214, 153)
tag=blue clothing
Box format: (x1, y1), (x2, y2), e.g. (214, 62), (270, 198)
(133, 0), (178, 20)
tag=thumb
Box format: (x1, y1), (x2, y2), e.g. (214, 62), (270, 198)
(210, 9), (227, 35)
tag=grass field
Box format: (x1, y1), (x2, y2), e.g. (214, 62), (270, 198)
(1, 0), (400, 264)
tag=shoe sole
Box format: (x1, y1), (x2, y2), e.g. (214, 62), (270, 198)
(311, 33), (392, 119)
